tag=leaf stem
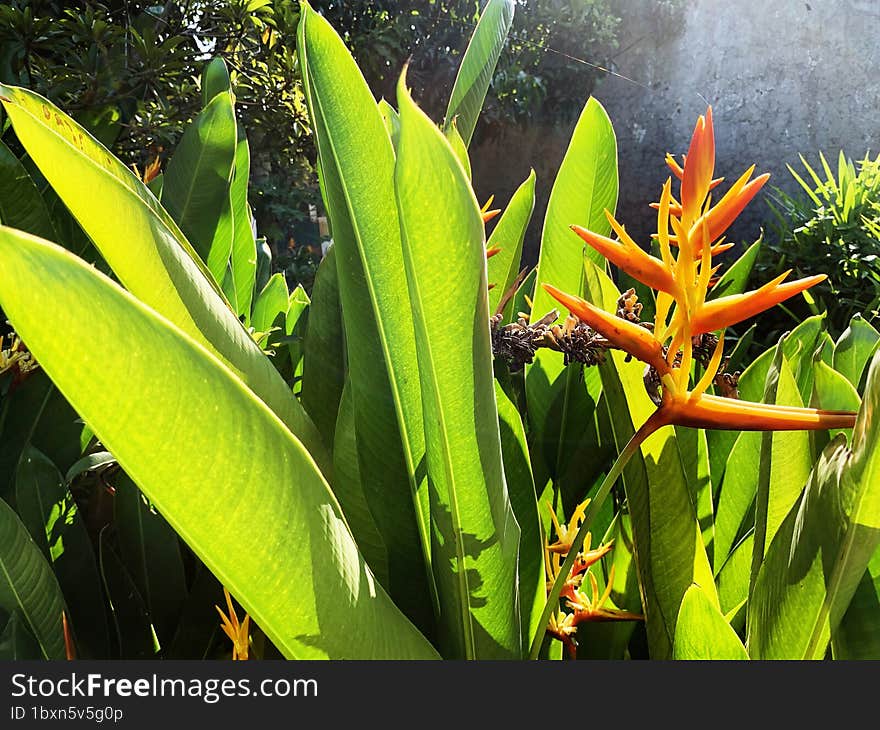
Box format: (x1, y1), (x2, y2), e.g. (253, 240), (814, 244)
(527, 408), (668, 659)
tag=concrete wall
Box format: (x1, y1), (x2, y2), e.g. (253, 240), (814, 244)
(472, 0), (880, 263)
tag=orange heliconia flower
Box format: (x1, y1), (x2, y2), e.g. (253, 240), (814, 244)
(216, 587), (251, 660)
(543, 107), (857, 434)
(480, 194), (501, 224)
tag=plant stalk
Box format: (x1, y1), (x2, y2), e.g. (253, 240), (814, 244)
(527, 408), (668, 659)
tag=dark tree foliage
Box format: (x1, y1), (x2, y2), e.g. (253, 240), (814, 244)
(312, 0), (620, 137)
(0, 0), (314, 244)
(0, 0), (623, 245)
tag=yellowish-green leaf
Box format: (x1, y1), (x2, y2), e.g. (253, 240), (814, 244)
(0, 228), (438, 659)
(673, 584), (748, 660)
(396, 77), (521, 658)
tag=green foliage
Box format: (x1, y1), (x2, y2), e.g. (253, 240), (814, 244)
(0, 1), (877, 663)
(310, 0), (620, 130)
(755, 151), (880, 340)
(0, 0), (316, 252)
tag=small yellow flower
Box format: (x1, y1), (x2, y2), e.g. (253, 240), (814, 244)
(480, 194), (500, 224)
(215, 587), (251, 660)
(565, 567), (643, 624)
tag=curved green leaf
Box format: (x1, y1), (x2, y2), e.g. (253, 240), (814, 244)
(162, 91), (237, 268)
(444, 0), (514, 146)
(833, 315), (880, 390)
(0, 496), (66, 659)
(113, 472), (187, 650)
(396, 79), (520, 658)
(811, 359), (861, 446)
(15, 446), (108, 658)
(301, 247), (346, 449)
(0, 84), (327, 472)
(750, 346), (813, 592)
(526, 98), (617, 488)
(220, 130), (258, 319)
(0, 138), (56, 240)
(202, 57), (231, 107)
(332, 380), (389, 587)
(445, 119), (471, 179)
(486, 169), (536, 316)
(378, 99), (400, 150)
(673, 584), (748, 660)
(748, 352), (880, 659)
(251, 272), (289, 335)
(713, 431), (761, 573)
(716, 531), (753, 632)
(298, 4), (433, 631)
(495, 381), (543, 642)
(0, 228), (439, 659)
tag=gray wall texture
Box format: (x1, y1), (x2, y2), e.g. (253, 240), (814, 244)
(473, 0), (880, 263)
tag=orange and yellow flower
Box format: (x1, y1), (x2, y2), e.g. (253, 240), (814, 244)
(543, 107), (857, 434)
(216, 587), (251, 660)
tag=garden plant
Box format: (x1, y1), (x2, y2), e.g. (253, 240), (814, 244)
(0, 0), (878, 661)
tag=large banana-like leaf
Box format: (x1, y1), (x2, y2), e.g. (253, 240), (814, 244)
(162, 91), (237, 264)
(748, 352), (880, 659)
(0, 228), (439, 660)
(713, 431), (761, 574)
(298, 4), (433, 631)
(526, 98), (617, 490)
(444, 0), (514, 147)
(0, 84), (327, 471)
(583, 260), (717, 659)
(396, 80), (521, 658)
(486, 170), (536, 317)
(202, 57), (231, 107)
(0, 496), (66, 659)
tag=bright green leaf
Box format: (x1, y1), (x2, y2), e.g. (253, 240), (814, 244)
(298, 5), (433, 631)
(0, 85), (327, 472)
(162, 91), (237, 266)
(444, 0), (515, 146)
(673, 584), (748, 660)
(14, 446), (108, 658)
(0, 229), (439, 659)
(396, 77), (520, 658)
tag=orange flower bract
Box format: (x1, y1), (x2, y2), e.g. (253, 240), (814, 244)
(542, 106), (857, 434)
